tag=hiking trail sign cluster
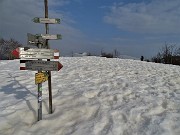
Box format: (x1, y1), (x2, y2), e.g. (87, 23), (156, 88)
(12, 0), (62, 121)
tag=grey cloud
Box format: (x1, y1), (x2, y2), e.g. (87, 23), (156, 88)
(0, 0), (89, 56)
(104, 0), (180, 34)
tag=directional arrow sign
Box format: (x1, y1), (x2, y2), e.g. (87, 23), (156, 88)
(25, 60), (63, 71)
(38, 34), (62, 40)
(27, 33), (46, 45)
(35, 72), (49, 84)
(12, 47), (59, 59)
(33, 17), (60, 24)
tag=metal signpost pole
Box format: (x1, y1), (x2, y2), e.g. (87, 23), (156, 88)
(44, 0), (53, 114)
(37, 42), (42, 121)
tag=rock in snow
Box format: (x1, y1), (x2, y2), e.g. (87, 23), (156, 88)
(0, 57), (180, 135)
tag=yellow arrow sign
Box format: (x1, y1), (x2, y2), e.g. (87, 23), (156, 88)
(35, 72), (48, 84)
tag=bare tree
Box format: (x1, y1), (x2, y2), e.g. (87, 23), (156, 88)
(151, 52), (162, 63)
(114, 49), (120, 58)
(174, 46), (180, 56)
(0, 38), (22, 60)
(152, 42), (177, 64)
(160, 43), (175, 64)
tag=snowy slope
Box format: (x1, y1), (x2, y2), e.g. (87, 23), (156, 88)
(0, 57), (180, 135)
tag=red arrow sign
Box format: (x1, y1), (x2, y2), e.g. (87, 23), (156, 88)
(58, 62), (63, 71)
(20, 60), (63, 71)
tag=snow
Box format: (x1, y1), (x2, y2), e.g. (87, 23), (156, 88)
(0, 56), (180, 135)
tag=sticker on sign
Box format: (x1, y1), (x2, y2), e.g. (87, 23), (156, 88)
(35, 72), (48, 84)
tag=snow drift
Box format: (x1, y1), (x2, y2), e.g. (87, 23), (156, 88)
(0, 57), (180, 135)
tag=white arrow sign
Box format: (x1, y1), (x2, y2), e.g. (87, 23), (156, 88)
(38, 34), (62, 40)
(33, 17), (60, 24)
(16, 48), (59, 59)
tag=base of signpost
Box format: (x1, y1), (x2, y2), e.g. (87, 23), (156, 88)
(48, 70), (53, 114)
(38, 78), (42, 121)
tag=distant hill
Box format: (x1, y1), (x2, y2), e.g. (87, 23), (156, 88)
(118, 55), (139, 60)
(70, 52), (139, 60)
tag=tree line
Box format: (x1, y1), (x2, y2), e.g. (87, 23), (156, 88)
(0, 38), (22, 60)
(1, 38), (180, 66)
(151, 43), (180, 65)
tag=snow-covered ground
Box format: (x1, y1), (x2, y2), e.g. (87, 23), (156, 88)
(0, 57), (180, 135)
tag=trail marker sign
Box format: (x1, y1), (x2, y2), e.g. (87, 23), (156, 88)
(38, 34), (62, 40)
(12, 47), (59, 59)
(25, 60), (63, 71)
(33, 17), (60, 24)
(35, 72), (49, 84)
(23, 0), (63, 121)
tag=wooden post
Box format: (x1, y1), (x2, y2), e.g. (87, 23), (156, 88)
(44, 0), (53, 114)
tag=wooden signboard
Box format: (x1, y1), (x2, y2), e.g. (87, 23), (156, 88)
(33, 17), (60, 24)
(39, 34), (62, 40)
(25, 60), (63, 71)
(12, 48), (59, 59)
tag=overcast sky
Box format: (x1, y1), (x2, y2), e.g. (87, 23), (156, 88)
(1, 0), (180, 58)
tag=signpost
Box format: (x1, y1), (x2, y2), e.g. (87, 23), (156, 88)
(12, 0), (62, 121)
